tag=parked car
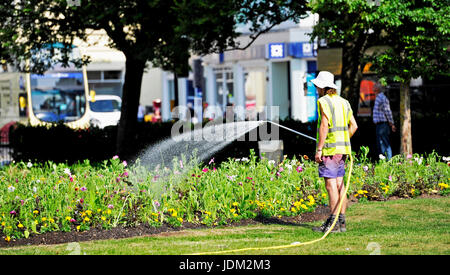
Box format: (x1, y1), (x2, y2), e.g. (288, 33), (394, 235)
(88, 95), (121, 128)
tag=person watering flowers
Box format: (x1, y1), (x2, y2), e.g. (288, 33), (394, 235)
(311, 71), (358, 233)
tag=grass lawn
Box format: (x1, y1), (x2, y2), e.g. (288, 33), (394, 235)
(1, 196), (449, 255)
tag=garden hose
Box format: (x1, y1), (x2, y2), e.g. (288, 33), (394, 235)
(191, 152), (354, 255)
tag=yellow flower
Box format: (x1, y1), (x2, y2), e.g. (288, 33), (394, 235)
(33, 210), (39, 214)
(76, 225), (80, 231)
(233, 213), (238, 217)
(0, 222), (4, 227)
(438, 183), (449, 189)
(49, 218), (55, 223)
(85, 210), (92, 216)
(171, 211), (177, 217)
(18, 223), (23, 228)
(41, 217), (47, 222)
(84, 217), (90, 222)
(177, 217), (183, 223)
(65, 216), (71, 221)
(280, 207), (285, 211)
(291, 207), (297, 213)
(230, 208), (236, 213)
(301, 204), (308, 210)
(5, 236), (10, 242)
(101, 216), (106, 221)
(232, 202), (239, 207)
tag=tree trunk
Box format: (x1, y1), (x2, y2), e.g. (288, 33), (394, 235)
(399, 80), (412, 156)
(116, 55), (146, 159)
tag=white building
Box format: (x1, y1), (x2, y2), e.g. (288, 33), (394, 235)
(76, 14), (322, 123)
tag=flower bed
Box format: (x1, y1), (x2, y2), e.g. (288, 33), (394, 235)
(1, 149), (449, 243)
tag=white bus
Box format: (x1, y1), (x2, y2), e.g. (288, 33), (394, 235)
(26, 45), (90, 128)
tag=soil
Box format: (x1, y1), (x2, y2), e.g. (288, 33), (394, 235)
(0, 205), (332, 248)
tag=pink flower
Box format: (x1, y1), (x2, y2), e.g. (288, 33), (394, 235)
(179, 160), (184, 169)
(406, 154), (412, 159)
(69, 176), (74, 182)
(202, 168), (209, 173)
(9, 210), (16, 215)
(209, 158), (215, 165)
(80, 186), (87, 192)
(122, 171), (129, 177)
(246, 177), (253, 180)
(278, 167), (284, 172)
(296, 166), (303, 173)
(108, 204), (114, 209)
(123, 161), (127, 167)
(113, 155), (119, 160)
(389, 175), (392, 181)
(70, 218), (76, 223)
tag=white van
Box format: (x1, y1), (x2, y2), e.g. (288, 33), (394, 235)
(88, 95), (121, 128)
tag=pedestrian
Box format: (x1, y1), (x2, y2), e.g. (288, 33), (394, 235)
(137, 104), (145, 122)
(372, 82), (396, 160)
(311, 71), (358, 233)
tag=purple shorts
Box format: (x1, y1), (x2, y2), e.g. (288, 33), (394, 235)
(318, 154), (347, 178)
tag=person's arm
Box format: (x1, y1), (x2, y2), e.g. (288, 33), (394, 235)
(315, 104), (329, 163)
(348, 114), (358, 138)
(383, 96), (396, 132)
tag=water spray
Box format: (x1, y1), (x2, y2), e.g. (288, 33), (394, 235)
(259, 120), (316, 141)
(191, 121), (354, 255)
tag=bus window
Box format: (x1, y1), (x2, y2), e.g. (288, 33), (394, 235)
(30, 72), (86, 123)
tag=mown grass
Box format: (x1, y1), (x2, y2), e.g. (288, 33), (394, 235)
(0, 196), (448, 255)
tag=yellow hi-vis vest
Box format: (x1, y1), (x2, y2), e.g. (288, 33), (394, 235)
(317, 94), (353, 155)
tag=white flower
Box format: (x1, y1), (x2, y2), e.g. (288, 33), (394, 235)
(64, 168), (71, 176)
(415, 157), (423, 165)
(379, 154), (386, 160)
(443, 156), (450, 162)
(285, 164), (293, 171)
(27, 162), (32, 168)
(241, 157), (249, 162)
(33, 187), (37, 193)
(235, 158), (241, 162)
(268, 160), (275, 166)
(8, 185), (15, 192)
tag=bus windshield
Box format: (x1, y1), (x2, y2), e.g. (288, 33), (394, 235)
(90, 99), (121, 113)
(30, 72), (86, 123)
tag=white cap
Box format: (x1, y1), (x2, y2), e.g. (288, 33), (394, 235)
(311, 71), (338, 89)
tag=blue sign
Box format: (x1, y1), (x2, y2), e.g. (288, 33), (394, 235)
(268, 43), (285, 59)
(31, 72), (83, 79)
(288, 42), (317, 58)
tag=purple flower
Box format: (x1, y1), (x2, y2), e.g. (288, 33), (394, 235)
(363, 165), (369, 172)
(108, 204), (114, 209)
(238, 182), (243, 186)
(80, 186), (87, 192)
(154, 201), (160, 208)
(9, 210), (17, 215)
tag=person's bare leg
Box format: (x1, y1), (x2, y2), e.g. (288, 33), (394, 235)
(325, 177), (339, 214)
(336, 176), (347, 215)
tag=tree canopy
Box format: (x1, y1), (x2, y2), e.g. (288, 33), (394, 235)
(0, 0), (309, 158)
